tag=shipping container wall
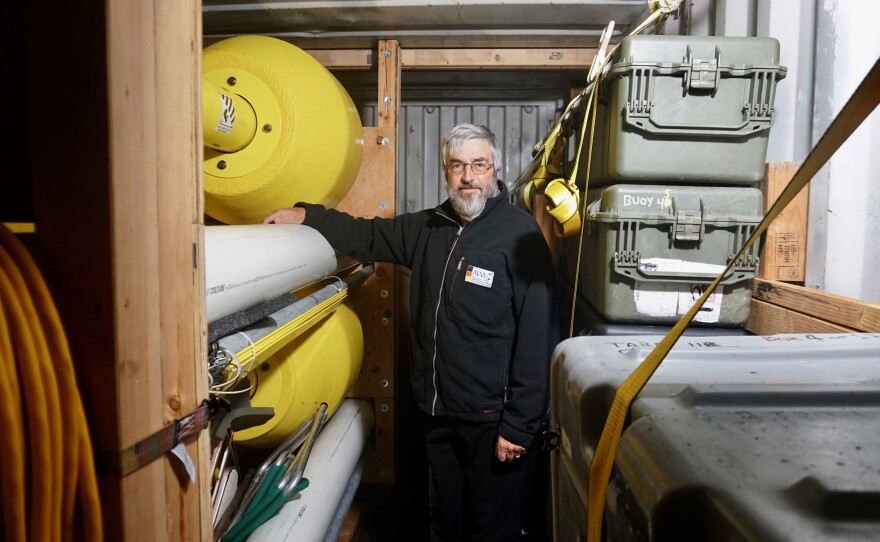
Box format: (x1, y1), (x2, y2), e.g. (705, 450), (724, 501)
(362, 102), (560, 213)
(667, 0), (880, 303)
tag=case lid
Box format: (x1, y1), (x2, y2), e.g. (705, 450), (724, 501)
(586, 184), (763, 226)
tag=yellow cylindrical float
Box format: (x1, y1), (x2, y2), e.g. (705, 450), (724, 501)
(202, 35), (363, 225)
(234, 299), (364, 447)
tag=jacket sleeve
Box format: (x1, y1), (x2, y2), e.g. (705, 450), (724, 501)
(497, 225), (560, 449)
(297, 203), (418, 268)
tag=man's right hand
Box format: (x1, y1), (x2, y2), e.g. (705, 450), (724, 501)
(263, 207), (306, 224)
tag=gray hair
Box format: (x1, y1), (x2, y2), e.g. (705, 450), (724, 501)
(440, 123), (501, 172)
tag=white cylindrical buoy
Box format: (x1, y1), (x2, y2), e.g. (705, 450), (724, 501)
(248, 398), (374, 542)
(205, 224), (337, 323)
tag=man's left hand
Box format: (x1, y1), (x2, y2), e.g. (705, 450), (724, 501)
(495, 435), (526, 462)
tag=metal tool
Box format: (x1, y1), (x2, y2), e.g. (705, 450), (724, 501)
(221, 402), (329, 542)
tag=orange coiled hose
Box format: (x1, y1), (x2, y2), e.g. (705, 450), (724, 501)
(0, 224), (102, 541)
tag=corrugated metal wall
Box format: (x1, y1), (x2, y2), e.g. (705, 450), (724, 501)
(362, 101), (560, 213)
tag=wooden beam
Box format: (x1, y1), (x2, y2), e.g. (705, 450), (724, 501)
(752, 278), (880, 332)
(401, 48), (596, 69)
(337, 40), (401, 485)
(29, 0), (209, 539)
(109, 0), (209, 537)
(306, 49), (375, 69)
(745, 299), (856, 335)
(759, 162), (808, 281)
(308, 47), (596, 70)
(339, 126), (397, 403)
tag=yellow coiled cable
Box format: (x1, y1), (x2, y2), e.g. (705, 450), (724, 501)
(0, 224), (102, 542)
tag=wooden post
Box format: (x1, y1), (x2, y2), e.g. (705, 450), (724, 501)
(336, 40), (401, 484)
(759, 162), (808, 282)
(27, 0), (209, 539)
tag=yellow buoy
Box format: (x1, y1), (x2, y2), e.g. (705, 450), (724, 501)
(234, 300), (363, 447)
(202, 36), (363, 224)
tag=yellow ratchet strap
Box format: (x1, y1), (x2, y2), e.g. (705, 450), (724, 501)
(585, 55), (880, 542)
(543, 15), (615, 238)
(544, 40), (609, 239)
(523, 125), (565, 212)
(543, 85), (593, 238)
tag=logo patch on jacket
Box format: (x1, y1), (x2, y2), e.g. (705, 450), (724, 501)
(464, 265), (494, 288)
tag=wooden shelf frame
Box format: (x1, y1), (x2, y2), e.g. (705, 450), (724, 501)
(336, 40), (402, 485)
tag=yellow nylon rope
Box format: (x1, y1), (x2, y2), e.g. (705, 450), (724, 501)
(567, 81), (601, 338)
(232, 286), (348, 368)
(0, 260), (27, 540)
(585, 55), (880, 541)
(0, 225), (103, 542)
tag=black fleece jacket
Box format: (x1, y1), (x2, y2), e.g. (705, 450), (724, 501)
(298, 181), (559, 447)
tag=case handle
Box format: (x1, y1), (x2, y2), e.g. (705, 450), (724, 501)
(612, 252), (754, 285)
(615, 50), (783, 137)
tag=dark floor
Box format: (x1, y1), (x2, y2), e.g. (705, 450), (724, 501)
(348, 482), (434, 541)
(349, 480), (554, 541)
(345, 441), (554, 542)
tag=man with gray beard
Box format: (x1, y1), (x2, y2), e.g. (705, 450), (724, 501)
(264, 123), (559, 541)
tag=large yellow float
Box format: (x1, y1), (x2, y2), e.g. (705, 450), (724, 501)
(200, 36), (366, 446)
(202, 35), (363, 224)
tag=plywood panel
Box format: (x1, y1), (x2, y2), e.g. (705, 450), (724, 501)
(339, 129), (397, 399)
(364, 399), (396, 483)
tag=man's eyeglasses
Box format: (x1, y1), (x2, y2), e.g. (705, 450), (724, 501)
(446, 161), (494, 175)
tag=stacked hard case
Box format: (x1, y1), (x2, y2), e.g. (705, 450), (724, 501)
(561, 35), (787, 333)
(550, 333), (880, 541)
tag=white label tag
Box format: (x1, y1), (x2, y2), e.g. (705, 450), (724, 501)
(633, 281), (724, 323)
(680, 284), (724, 323)
(633, 280), (679, 317)
(215, 93), (235, 134)
(464, 265), (494, 288)
(170, 442), (196, 483)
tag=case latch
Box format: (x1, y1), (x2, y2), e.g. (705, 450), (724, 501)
(688, 57), (719, 89)
(675, 209), (702, 241)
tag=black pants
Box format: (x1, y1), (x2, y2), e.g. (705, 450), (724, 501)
(425, 416), (537, 542)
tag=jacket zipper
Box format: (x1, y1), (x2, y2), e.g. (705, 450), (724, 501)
(448, 256), (466, 308)
(430, 219), (463, 415)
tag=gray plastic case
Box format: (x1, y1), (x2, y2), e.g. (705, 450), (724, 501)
(587, 35), (787, 185)
(561, 184), (763, 326)
(550, 332), (880, 541)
